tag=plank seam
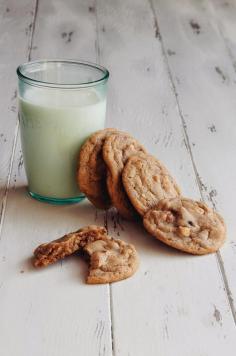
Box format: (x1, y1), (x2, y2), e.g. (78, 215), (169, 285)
(95, 0), (101, 64)
(95, 2), (114, 354)
(0, 0), (39, 240)
(148, 0), (236, 326)
(28, 0), (39, 62)
(108, 283), (116, 356)
(216, 251), (236, 324)
(0, 121), (19, 240)
(206, 0), (236, 326)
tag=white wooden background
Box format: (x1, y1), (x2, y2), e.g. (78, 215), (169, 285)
(0, 0), (236, 355)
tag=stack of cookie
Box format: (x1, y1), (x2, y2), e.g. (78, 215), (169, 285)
(78, 128), (226, 255)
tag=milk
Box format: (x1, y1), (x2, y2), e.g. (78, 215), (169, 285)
(19, 87), (106, 199)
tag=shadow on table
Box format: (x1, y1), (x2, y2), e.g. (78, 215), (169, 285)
(0, 184), (97, 224)
(0, 185), (194, 277)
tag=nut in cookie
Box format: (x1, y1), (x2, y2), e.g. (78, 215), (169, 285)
(143, 198), (226, 255)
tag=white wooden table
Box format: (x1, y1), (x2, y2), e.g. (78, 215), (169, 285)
(1, 0), (236, 355)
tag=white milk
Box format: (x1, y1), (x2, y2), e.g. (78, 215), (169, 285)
(19, 87), (106, 199)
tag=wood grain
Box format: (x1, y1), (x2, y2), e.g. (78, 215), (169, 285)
(153, 0), (236, 323)
(0, 1), (112, 355)
(0, 0), (36, 231)
(210, 0), (236, 72)
(0, 0), (236, 355)
(96, 0), (236, 355)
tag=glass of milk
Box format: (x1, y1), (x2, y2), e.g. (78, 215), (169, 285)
(17, 60), (109, 204)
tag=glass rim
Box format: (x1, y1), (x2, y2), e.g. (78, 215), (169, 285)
(16, 59), (109, 89)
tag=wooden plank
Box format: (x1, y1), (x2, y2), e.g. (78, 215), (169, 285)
(0, 149), (112, 356)
(210, 0), (236, 71)
(1, 0), (236, 355)
(0, 1), (112, 355)
(208, 0), (236, 321)
(31, 0), (97, 61)
(96, 0), (236, 355)
(152, 0), (236, 322)
(0, 0), (36, 224)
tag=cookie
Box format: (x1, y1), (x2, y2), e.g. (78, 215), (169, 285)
(84, 237), (139, 284)
(33, 225), (139, 285)
(78, 128), (120, 209)
(34, 225), (107, 267)
(122, 154), (181, 216)
(143, 198), (226, 255)
(103, 133), (146, 219)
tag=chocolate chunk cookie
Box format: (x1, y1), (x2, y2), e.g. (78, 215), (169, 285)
(78, 128), (120, 209)
(34, 225), (107, 267)
(84, 237), (139, 284)
(143, 198), (226, 255)
(33, 224), (139, 284)
(103, 133), (146, 219)
(122, 154), (181, 216)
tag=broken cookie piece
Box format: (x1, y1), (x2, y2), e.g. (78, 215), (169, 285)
(33, 225), (139, 285)
(143, 198), (226, 255)
(83, 237), (139, 284)
(34, 225), (107, 267)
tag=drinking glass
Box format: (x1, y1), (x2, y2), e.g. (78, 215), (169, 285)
(17, 60), (109, 204)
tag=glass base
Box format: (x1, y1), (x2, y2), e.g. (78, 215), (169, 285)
(29, 191), (85, 205)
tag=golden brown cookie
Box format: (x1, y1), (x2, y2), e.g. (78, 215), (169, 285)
(84, 237), (139, 284)
(103, 133), (147, 219)
(77, 128), (121, 209)
(143, 198), (226, 255)
(33, 225), (107, 267)
(33, 224), (139, 285)
(122, 154), (181, 216)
